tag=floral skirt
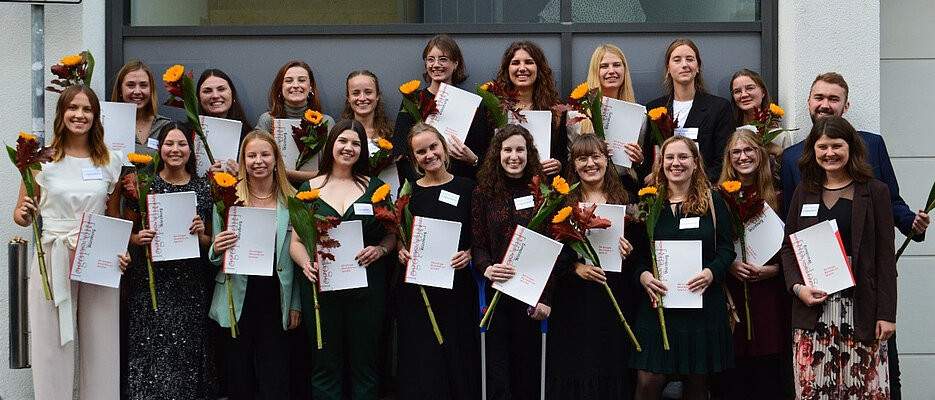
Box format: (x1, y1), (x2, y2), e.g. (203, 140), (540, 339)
(792, 293), (889, 400)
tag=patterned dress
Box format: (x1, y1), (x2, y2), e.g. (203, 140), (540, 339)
(125, 175), (217, 399)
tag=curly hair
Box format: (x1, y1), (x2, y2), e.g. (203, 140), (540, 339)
(718, 129), (779, 211)
(565, 134), (630, 206)
(495, 41), (561, 113)
(652, 136), (711, 215)
(341, 70), (393, 140)
(476, 125), (544, 199)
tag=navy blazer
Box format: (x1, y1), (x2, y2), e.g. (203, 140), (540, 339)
(780, 130), (923, 241)
(646, 92), (735, 183)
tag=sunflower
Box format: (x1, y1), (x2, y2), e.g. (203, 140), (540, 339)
(162, 64), (185, 83)
(638, 186), (658, 197)
(552, 206), (573, 223)
(399, 80), (421, 95)
(18, 132), (37, 141)
(570, 82), (589, 100)
(304, 109), (323, 125)
(377, 138), (393, 151)
(60, 55), (83, 67)
(371, 183), (391, 203)
(213, 172), (237, 188)
(127, 153), (154, 164)
(296, 190), (320, 201)
(479, 82), (492, 91)
(551, 176), (570, 195)
(648, 107), (668, 121)
(720, 180), (742, 194)
(769, 103), (785, 117)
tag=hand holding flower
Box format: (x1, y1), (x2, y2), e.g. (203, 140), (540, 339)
(640, 271), (668, 304)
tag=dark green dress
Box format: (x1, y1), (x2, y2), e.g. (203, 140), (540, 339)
(629, 189), (736, 374)
(296, 177), (389, 400)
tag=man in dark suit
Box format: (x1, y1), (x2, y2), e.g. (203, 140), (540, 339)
(780, 72), (930, 400)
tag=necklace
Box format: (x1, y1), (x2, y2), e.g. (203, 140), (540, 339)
(250, 189), (274, 200)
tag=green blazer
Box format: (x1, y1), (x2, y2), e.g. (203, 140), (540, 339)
(207, 199), (301, 330)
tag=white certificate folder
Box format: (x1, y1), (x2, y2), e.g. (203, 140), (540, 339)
(317, 220), (367, 292)
(425, 82), (481, 144)
(196, 115), (243, 176)
(601, 97), (646, 168)
(147, 191), (200, 262)
(405, 216), (462, 289)
(492, 225), (563, 307)
(582, 203), (626, 272)
(70, 213), (132, 288)
(223, 206), (276, 276)
(788, 219), (854, 294)
(655, 240), (703, 309)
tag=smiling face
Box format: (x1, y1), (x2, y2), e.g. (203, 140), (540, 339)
(808, 80), (850, 122)
(120, 69), (152, 111)
(347, 74), (379, 118)
(573, 151), (608, 186)
(728, 137), (760, 178)
(662, 140), (697, 185)
(243, 138), (276, 180)
(281, 66), (311, 107)
(499, 134), (528, 178)
(410, 130), (448, 175)
(160, 129), (191, 169)
(666, 45), (699, 87)
(424, 46), (457, 85)
(509, 49), (538, 89)
(814, 134), (850, 175)
(598, 52), (625, 93)
(199, 75), (233, 118)
(332, 129), (362, 167)
(731, 75), (764, 113)
(64, 92), (94, 136)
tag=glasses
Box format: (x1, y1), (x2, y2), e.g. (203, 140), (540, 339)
(424, 56), (451, 65)
(574, 153), (606, 164)
(730, 147), (758, 159)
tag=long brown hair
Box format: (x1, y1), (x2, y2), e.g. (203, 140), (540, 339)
(718, 130), (778, 211)
(652, 136), (711, 215)
(312, 119), (371, 190)
(197, 68), (250, 127)
(422, 34), (468, 85)
(341, 70), (393, 140)
(236, 130), (296, 205)
(565, 134), (630, 206)
(662, 38), (706, 98)
(476, 125), (544, 198)
(111, 59), (159, 118)
(798, 116), (873, 193)
(729, 69), (772, 127)
(266, 60), (322, 118)
(495, 41), (560, 113)
(52, 85), (110, 166)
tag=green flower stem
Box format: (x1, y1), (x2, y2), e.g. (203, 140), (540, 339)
(739, 235), (753, 341)
(226, 274), (239, 338)
(650, 242), (670, 351)
(136, 197), (158, 310)
(479, 291), (500, 329)
(31, 214), (52, 301)
(420, 286), (444, 344)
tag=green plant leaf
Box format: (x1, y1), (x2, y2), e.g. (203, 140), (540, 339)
(589, 88), (604, 139)
(476, 84), (507, 128)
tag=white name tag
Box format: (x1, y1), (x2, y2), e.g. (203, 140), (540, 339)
(353, 203), (374, 216)
(514, 195), (535, 210)
(679, 217), (700, 230)
(147, 138), (159, 150)
(674, 127), (699, 140)
(438, 189), (460, 207)
(82, 167), (103, 181)
(801, 204), (819, 217)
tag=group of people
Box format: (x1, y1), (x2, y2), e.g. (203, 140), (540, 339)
(12, 34), (930, 400)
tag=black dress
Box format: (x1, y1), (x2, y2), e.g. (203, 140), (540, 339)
(125, 175), (217, 399)
(395, 176), (481, 399)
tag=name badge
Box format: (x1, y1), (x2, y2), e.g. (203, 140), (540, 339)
(514, 195), (535, 210)
(353, 203), (374, 216)
(679, 217), (700, 230)
(801, 204), (819, 217)
(438, 189), (460, 207)
(674, 127), (699, 140)
(82, 167), (103, 181)
(147, 138), (159, 150)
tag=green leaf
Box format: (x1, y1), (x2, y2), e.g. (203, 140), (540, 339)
(6, 145), (17, 165)
(288, 196), (319, 254)
(183, 75), (213, 165)
(400, 179), (413, 197)
(925, 181), (935, 212)
(647, 185), (666, 234)
(476, 84), (507, 128)
(83, 50), (95, 86)
(589, 88), (604, 140)
(401, 96), (423, 124)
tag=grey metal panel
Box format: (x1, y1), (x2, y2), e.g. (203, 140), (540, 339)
(570, 34), (761, 104)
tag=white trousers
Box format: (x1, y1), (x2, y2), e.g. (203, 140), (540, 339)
(29, 253), (120, 400)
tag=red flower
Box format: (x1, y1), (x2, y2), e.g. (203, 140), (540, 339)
(796, 335), (815, 369)
(13, 134), (54, 173)
(418, 91), (439, 119)
(528, 174), (544, 207)
(549, 220), (584, 243)
(315, 216), (343, 261)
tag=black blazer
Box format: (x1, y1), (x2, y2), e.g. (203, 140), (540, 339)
(645, 92), (735, 182)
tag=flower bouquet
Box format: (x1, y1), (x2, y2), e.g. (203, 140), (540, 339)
(208, 171), (243, 338)
(717, 181), (766, 340)
(476, 80), (525, 129)
(479, 175), (577, 329)
(127, 152), (160, 310)
(553, 83), (604, 139)
(550, 203), (642, 351)
(895, 181), (935, 261)
(398, 80), (439, 123)
(163, 65), (215, 166)
(288, 189), (343, 349)
(6, 132), (54, 300)
(647, 107), (678, 148)
(749, 103), (797, 146)
(47, 51), (95, 93)
(292, 109), (330, 170)
(637, 185), (669, 350)
(369, 138), (402, 176)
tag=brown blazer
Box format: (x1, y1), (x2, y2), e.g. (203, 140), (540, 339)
(781, 179), (896, 342)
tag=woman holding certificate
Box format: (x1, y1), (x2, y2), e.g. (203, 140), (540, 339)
(472, 125), (551, 400)
(199, 68), (253, 174)
(781, 116), (895, 399)
(395, 123), (480, 399)
(112, 60), (172, 156)
(13, 85), (129, 399)
(290, 119), (396, 399)
(645, 39), (734, 182)
(729, 69), (793, 154)
(256, 60), (335, 184)
(716, 129), (791, 400)
(495, 41), (568, 177)
(208, 130), (302, 399)
(630, 136), (735, 400)
(393, 34), (488, 182)
(547, 133), (648, 399)
(124, 122), (217, 398)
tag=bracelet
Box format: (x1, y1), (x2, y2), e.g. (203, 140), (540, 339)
(377, 244), (388, 256)
(794, 284), (803, 297)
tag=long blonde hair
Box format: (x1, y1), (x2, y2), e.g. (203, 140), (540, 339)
(580, 44), (636, 134)
(652, 136), (710, 215)
(236, 130), (296, 205)
(718, 130), (779, 211)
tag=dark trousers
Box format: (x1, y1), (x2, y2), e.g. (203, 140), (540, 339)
(486, 295), (543, 400)
(223, 275), (290, 400)
(889, 334), (901, 400)
(712, 352), (793, 400)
